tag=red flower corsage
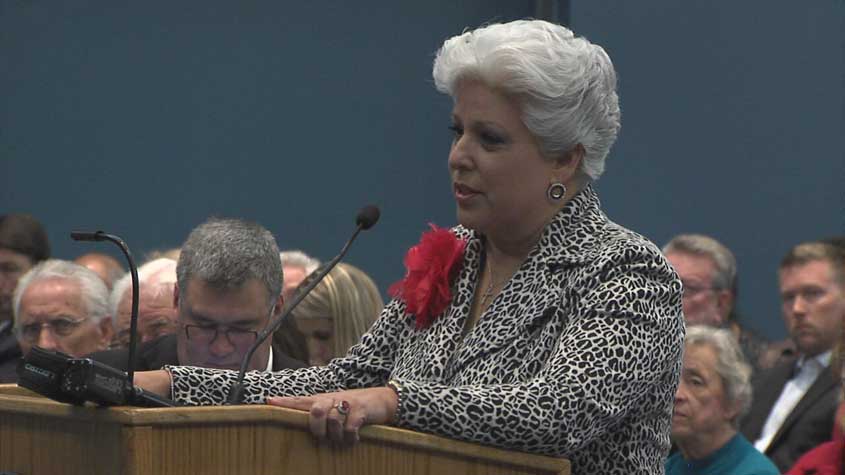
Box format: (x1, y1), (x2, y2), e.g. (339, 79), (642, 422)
(389, 224), (466, 330)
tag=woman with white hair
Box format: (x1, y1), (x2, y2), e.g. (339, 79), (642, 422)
(137, 20), (683, 474)
(668, 325), (779, 474)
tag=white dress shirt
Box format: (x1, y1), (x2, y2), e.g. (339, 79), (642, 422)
(265, 346), (274, 372)
(753, 350), (832, 452)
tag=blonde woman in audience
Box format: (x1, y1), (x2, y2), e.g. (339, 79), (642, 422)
(292, 263), (383, 366)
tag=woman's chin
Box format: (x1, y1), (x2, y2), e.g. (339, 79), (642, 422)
(455, 208), (486, 233)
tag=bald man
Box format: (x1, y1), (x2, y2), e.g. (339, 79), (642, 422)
(75, 252), (124, 290)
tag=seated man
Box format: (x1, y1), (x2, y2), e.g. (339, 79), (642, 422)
(108, 258), (179, 348)
(13, 260), (114, 360)
(74, 252), (124, 290)
(272, 250), (321, 363)
(279, 250), (320, 302)
(663, 234), (770, 371)
(0, 214), (51, 383)
(667, 325), (779, 475)
(741, 241), (845, 471)
(90, 218), (305, 372)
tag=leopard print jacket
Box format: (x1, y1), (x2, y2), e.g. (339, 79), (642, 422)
(167, 185), (684, 474)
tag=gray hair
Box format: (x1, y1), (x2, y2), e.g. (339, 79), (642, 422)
(177, 218), (282, 307)
(432, 19), (621, 180)
(279, 250), (320, 275)
(13, 259), (110, 328)
(663, 234), (737, 292)
(109, 258), (177, 330)
(685, 325), (753, 424)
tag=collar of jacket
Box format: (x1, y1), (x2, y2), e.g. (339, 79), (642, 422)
(452, 183), (604, 269)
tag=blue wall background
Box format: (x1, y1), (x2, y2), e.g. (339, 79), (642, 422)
(2, 1), (842, 340)
(571, 2), (844, 339)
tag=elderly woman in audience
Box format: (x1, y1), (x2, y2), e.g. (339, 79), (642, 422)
(292, 263), (383, 366)
(667, 325), (779, 475)
(136, 20), (684, 473)
(108, 258), (179, 348)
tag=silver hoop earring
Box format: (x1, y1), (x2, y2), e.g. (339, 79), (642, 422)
(547, 182), (566, 202)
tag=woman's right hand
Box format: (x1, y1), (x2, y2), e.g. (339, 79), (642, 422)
(133, 370), (172, 398)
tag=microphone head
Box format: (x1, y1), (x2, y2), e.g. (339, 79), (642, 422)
(70, 231), (105, 242)
(355, 205), (380, 230)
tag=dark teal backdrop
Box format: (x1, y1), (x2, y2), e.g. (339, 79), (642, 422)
(2, 1), (843, 340)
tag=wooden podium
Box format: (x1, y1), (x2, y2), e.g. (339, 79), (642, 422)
(0, 384), (570, 475)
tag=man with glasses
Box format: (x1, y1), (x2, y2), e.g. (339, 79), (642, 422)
(107, 258), (180, 349)
(663, 234), (770, 372)
(12, 259), (114, 365)
(740, 241), (845, 472)
(90, 218), (305, 373)
(0, 214), (51, 383)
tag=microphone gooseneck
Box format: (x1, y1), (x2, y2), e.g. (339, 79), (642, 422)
(226, 205), (381, 405)
(15, 230), (176, 408)
(71, 230), (140, 387)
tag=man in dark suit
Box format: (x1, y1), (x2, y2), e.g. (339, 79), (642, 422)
(90, 218), (305, 372)
(741, 241), (845, 472)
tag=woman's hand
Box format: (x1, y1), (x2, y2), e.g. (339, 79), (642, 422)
(267, 386), (398, 445)
(133, 370), (172, 398)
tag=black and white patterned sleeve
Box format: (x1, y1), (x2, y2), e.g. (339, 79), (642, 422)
(168, 299), (413, 405)
(392, 244), (684, 457)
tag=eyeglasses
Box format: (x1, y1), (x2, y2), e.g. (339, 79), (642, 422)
(182, 324), (259, 348)
(17, 317), (87, 342)
(681, 282), (717, 298)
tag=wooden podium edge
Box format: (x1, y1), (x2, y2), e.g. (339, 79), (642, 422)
(0, 384), (569, 474)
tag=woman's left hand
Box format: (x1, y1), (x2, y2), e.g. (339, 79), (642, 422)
(267, 386), (398, 445)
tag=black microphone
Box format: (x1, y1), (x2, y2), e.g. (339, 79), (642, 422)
(226, 205), (381, 404)
(69, 231), (109, 242)
(356, 205), (380, 230)
(62, 357), (177, 407)
(71, 230), (142, 387)
(16, 347), (85, 405)
(15, 230), (178, 408)
(16, 348), (177, 407)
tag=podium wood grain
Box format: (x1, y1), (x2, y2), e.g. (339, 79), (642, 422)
(0, 384), (569, 475)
